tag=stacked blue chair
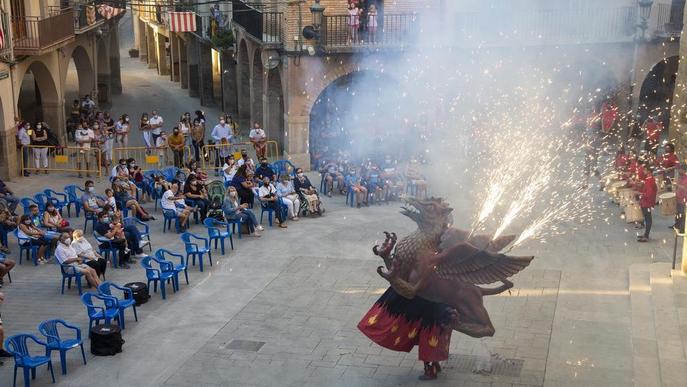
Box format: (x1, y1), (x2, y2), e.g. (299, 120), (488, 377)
(59, 263), (83, 295)
(63, 185), (83, 217)
(4, 334), (56, 387)
(80, 292), (120, 331)
(97, 282), (138, 329)
(37, 319), (86, 375)
(180, 232), (212, 272)
(140, 256), (176, 299)
(155, 249), (188, 291)
(203, 218), (233, 254)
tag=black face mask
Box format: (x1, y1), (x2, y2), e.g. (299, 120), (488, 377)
(261, 163), (268, 167)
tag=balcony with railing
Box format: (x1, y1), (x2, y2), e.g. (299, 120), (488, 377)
(655, 2), (684, 37)
(320, 13), (418, 52)
(231, 0), (283, 45)
(11, 9), (75, 56)
(0, 11), (11, 59)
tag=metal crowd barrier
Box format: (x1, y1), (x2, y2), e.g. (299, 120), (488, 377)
(21, 145), (102, 177)
(201, 140), (280, 173)
(112, 146), (192, 171)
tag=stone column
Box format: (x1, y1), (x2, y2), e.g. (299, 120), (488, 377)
(0, 127), (18, 180)
(146, 25), (157, 69)
(157, 33), (169, 76)
(138, 18), (148, 62)
(670, 1), (687, 156)
(284, 114), (311, 170)
(109, 30), (122, 95)
(170, 33), (180, 82)
(221, 50), (238, 114)
(43, 101), (66, 143)
(187, 38), (200, 98)
(179, 38), (188, 89)
(133, 11), (141, 51)
(198, 42), (215, 107)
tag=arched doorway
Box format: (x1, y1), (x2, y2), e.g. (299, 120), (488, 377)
(64, 45), (95, 116)
(308, 70), (404, 168)
(251, 48), (264, 126)
(266, 67), (284, 149)
(17, 61), (59, 126)
(639, 56), (678, 128)
(237, 40), (250, 121)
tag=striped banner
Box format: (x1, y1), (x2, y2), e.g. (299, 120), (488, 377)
(168, 12), (197, 32)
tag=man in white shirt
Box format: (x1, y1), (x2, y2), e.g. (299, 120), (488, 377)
(211, 116), (234, 144)
(75, 123), (95, 178)
(55, 232), (101, 287)
(249, 122), (267, 159)
(17, 123), (31, 177)
(258, 177), (286, 228)
(149, 110), (164, 145)
(161, 181), (191, 228)
(236, 149), (255, 172)
(71, 229), (107, 278)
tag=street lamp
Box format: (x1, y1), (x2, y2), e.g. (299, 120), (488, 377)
(638, 0), (654, 39)
(310, 0), (325, 33)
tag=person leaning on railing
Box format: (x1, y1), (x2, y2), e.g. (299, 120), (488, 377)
(30, 122), (50, 175)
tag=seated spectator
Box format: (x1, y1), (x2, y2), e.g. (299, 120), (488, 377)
(0, 179), (19, 214)
(81, 180), (106, 215)
(345, 168), (368, 208)
(184, 175), (209, 221)
(294, 168), (324, 215)
(161, 181), (192, 229)
(111, 158), (127, 181)
(406, 158), (428, 199)
(54, 232), (101, 287)
(222, 186), (262, 236)
(0, 202), (17, 254)
(187, 160), (208, 182)
(17, 214), (50, 264)
(320, 160), (345, 197)
(128, 158), (149, 202)
(222, 155), (238, 186)
(71, 229), (107, 278)
(230, 164), (255, 205)
(28, 204), (42, 228)
(237, 149), (255, 172)
(276, 175), (301, 221)
(112, 170), (154, 221)
(249, 122), (267, 159)
(365, 162), (386, 204)
(104, 188), (118, 211)
(259, 177), (287, 228)
(254, 158), (276, 182)
(42, 202), (73, 233)
(94, 211), (133, 269)
(0, 292), (10, 358)
(0, 253), (15, 288)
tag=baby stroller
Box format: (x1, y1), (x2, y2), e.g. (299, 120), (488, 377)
(206, 180), (226, 221)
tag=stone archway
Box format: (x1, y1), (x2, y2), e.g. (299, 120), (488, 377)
(639, 56), (678, 127)
(64, 45), (95, 110)
(237, 39), (250, 121)
(97, 37), (111, 105)
(17, 60), (60, 129)
(266, 66), (284, 149)
(251, 48), (264, 127)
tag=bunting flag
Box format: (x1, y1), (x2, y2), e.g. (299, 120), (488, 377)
(168, 12), (197, 32)
(86, 5), (96, 25)
(97, 4), (125, 20)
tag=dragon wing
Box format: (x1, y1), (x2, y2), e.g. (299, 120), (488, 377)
(431, 241), (534, 285)
(440, 227), (516, 253)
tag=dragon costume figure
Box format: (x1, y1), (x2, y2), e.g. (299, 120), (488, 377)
(358, 197), (534, 380)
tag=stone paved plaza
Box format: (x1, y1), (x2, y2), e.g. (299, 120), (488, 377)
(2, 49), (687, 387)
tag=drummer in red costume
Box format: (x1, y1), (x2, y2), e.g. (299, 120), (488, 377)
(634, 163), (657, 242)
(655, 143), (679, 190)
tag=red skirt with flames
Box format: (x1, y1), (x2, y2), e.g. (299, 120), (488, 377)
(358, 288), (452, 362)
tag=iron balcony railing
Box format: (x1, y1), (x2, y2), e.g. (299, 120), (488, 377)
(656, 2), (684, 36)
(232, 0), (282, 44)
(11, 9), (75, 55)
(320, 13), (418, 49)
(71, 1), (105, 33)
(0, 12), (11, 58)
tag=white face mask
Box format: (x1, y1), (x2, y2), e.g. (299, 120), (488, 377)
(36, 125), (42, 129)
(63, 238), (71, 245)
(125, 117), (130, 122)
(297, 173), (304, 178)
(220, 120), (226, 125)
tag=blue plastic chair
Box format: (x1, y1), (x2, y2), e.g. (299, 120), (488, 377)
(0, 252), (12, 284)
(97, 282), (138, 329)
(259, 197), (288, 227)
(93, 232), (119, 268)
(80, 292), (120, 331)
(180, 232), (212, 272)
(43, 189), (67, 214)
(37, 319), (86, 375)
(161, 166), (179, 181)
(83, 211), (97, 233)
(155, 249), (189, 290)
(203, 218), (233, 254)
(272, 160), (297, 178)
(123, 217), (152, 251)
(33, 193), (52, 212)
(63, 185), (84, 217)
(114, 199), (130, 219)
(4, 334), (56, 387)
(0, 224), (9, 249)
(59, 263), (83, 295)
(140, 256), (176, 299)
(225, 217), (244, 240)
(162, 209), (182, 233)
(14, 229), (38, 266)
(20, 198), (39, 215)
(345, 183), (356, 207)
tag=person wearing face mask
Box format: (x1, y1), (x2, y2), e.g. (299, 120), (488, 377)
(258, 177), (287, 228)
(161, 181), (193, 230)
(30, 122), (50, 174)
(254, 158), (276, 183)
(222, 186), (262, 236)
(230, 164), (255, 205)
(42, 203), (72, 233)
(168, 127), (185, 168)
(276, 175), (301, 221)
(16, 122), (31, 176)
(345, 168), (368, 208)
(211, 115), (234, 145)
(81, 180), (106, 216)
(115, 114), (130, 147)
(55, 232), (102, 287)
(17, 215), (50, 264)
(184, 176), (209, 221)
(148, 109), (164, 145)
(236, 149), (255, 172)
(294, 168), (324, 215)
(94, 211), (133, 269)
(71, 229), (107, 278)
(179, 112), (192, 146)
(319, 159), (345, 197)
(249, 122), (267, 159)
(222, 155), (238, 186)
(191, 114), (205, 162)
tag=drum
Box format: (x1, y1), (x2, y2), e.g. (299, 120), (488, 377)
(610, 181), (627, 203)
(624, 203), (644, 223)
(618, 188), (636, 207)
(604, 177), (621, 193)
(659, 192), (677, 216)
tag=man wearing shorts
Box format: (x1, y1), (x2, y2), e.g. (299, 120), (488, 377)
(55, 232), (101, 287)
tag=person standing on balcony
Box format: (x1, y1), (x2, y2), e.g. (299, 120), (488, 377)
(31, 122), (49, 175)
(367, 4), (378, 43)
(348, 3), (360, 43)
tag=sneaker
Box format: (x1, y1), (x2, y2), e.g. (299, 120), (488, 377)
(257, 225), (265, 231)
(292, 217), (300, 221)
(0, 349), (12, 358)
(279, 223), (287, 228)
(124, 248), (131, 254)
(139, 240), (150, 248)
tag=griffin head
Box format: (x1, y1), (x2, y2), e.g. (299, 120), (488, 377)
(401, 197), (453, 234)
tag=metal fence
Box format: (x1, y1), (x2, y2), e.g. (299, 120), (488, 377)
(201, 141), (280, 173)
(321, 13), (418, 48)
(112, 146), (192, 172)
(21, 146), (102, 177)
(656, 2), (684, 35)
(11, 9), (75, 53)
